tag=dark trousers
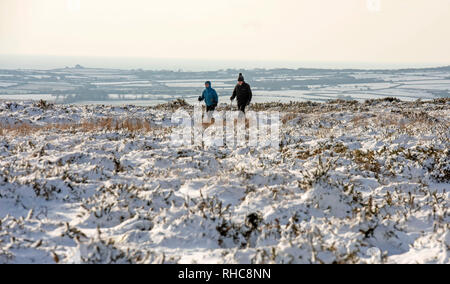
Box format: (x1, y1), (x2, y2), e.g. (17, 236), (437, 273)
(237, 103), (247, 113)
(206, 104), (217, 112)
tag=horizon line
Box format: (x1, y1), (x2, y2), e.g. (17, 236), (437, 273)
(0, 53), (449, 72)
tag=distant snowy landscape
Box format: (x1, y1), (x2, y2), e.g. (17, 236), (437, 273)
(0, 97), (448, 263)
(0, 66), (449, 105)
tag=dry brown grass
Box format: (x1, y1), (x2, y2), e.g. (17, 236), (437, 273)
(315, 126), (333, 139)
(282, 113), (299, 125)
(372, 111), (449, 137)
(373, 113), (402, 128)
(352, 149), (381, 173)
(350, 115), (370, 128)
(0, 123), (40, 136)
(201, 117), (253, 129)
(77, 117), (151, 132)
(0, 117), (152, 136)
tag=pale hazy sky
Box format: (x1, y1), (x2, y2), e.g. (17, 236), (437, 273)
(1, 0), (449, 65)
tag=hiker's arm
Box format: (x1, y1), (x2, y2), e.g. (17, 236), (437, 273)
(213, 90), (218, 105)
(198, 90), (205, 102)
(230, 86), (237, 101)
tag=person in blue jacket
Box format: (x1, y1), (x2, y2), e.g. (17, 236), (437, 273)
(198, 81), (219, 112)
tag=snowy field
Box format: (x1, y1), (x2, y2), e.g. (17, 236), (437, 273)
(0, 98), (449, 264)
(0, 66), (449, 105)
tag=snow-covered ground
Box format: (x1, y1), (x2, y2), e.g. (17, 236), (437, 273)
(0, 98), (449, 264)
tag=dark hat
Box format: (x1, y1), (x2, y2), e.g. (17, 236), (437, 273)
(238, 73), (244, 82)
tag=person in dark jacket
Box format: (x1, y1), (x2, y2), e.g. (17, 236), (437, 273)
(199, 81), (219, 112)
(230, 73), (252, 113)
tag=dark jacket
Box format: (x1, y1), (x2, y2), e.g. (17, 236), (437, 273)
(231, 82), (252, 106)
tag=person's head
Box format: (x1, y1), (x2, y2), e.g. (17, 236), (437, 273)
(205, 81), (211, 88)
(237, 73), (244, 85)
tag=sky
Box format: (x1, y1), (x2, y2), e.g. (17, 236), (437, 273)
(0, 0), (450, 67)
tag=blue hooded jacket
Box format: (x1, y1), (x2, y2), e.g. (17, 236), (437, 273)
(199, 81), (219, 107)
